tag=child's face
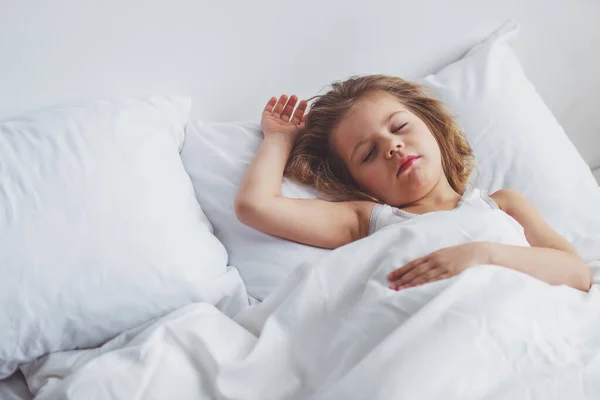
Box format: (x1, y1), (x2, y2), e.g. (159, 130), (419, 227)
(330, 91), (444, 207)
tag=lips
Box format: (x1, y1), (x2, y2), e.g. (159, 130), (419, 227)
(397, 155), (420, 176)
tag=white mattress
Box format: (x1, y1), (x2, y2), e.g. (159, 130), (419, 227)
(0, 371), (33, 400)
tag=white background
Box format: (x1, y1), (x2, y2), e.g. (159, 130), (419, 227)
(1, 0), (599, 179)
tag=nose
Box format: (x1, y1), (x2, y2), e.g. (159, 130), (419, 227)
(385, 136), (404, 159)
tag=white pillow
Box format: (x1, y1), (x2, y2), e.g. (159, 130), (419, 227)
(420, 20), (600, 264)
(181, 21), (600, 300)
(0, 96), (233, 378)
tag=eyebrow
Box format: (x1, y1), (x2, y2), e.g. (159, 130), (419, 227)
(349, 111), (405, 162)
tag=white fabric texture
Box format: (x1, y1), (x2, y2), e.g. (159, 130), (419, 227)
(0, 97), (242, 378)
(180, 21), (600, 301)
(22, 204), (600, 399)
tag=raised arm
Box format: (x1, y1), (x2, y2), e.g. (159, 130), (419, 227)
(235, 95), (373, 249)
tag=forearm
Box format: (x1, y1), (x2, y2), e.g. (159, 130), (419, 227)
(482, 243), (591, 292)
(236, 133), (293, 204)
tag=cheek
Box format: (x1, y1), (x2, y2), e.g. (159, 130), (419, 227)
(419, 130), (441, 159)
(351, 166), (368, 185)
(352, 164), (385, 190)
(429, 139), (442, 160)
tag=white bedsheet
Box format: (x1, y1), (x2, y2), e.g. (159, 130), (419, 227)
(22, 207), (600, 399)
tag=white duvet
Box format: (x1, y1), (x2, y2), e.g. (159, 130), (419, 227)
(23, 206), (600, 399)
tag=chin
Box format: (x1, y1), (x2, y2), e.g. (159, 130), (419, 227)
(387, 182), (435, 207)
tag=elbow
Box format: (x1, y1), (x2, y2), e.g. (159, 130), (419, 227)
(578, 269), (592, 293)
(573, 261), (592, 292)
(576, 279), (591, 293)
(235, 195), (269, 229)
(234, 196), (256, 227)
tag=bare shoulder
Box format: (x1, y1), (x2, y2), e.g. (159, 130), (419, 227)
(489, 188), (530, 213)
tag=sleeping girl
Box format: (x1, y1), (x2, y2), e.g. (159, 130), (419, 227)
(234, 75), (590, 292)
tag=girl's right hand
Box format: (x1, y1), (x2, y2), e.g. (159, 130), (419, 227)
(261, 94), (308, 140)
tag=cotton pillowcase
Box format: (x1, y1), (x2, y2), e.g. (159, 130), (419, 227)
(419, 20), (600, 268)
(181, 122), (329, 301)
(0, 96), (243, 378)
(181, 20), (600, 301)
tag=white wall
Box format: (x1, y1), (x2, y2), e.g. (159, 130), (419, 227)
(1, 0), (599, 172)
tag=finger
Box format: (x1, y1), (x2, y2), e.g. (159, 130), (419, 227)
(280, 95), (298, 122)
(272, 94), (288, 116)
(390, 261), (431, 290)
(262, 96), (277, 115)
(401, 268), (446, 289)
(387, 256), (426, 281)
(291, 100), (308, 125)
(391, 261), (434, 289)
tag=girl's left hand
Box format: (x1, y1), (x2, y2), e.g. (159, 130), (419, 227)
(387, 242), (489, 290)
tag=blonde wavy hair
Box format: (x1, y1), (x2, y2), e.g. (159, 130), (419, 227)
(284, 74), (474, 203)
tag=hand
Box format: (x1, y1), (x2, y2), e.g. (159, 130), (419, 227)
(387, 242), (490, 290)
(261, 94), (307, 140)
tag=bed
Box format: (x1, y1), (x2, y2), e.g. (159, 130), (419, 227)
(1, 1), (599, 399)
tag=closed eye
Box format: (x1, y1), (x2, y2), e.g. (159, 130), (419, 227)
(362, 145), (376, 163)
(393, 122), (408, 133)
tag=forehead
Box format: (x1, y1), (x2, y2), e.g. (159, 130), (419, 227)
(331, 91), (408, 156)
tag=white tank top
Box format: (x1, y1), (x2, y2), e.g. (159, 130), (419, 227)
(368, 187), (506, 236)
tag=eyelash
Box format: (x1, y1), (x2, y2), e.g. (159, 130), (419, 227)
(361, 123), (408, 163)
(393, 122), (408, 133)
(362, 147), (376, 163)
